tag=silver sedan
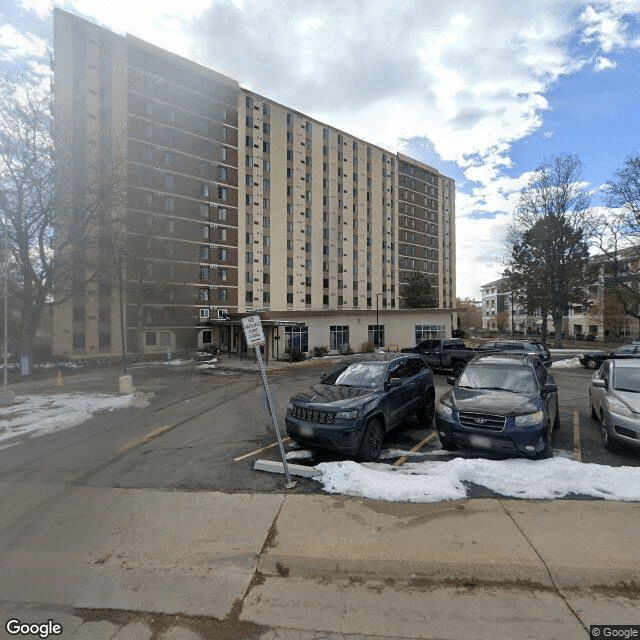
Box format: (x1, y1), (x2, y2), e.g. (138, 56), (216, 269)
(589, 359), (640, 452)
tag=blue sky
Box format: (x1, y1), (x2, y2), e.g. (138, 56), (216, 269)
(2, 0), (640, 299)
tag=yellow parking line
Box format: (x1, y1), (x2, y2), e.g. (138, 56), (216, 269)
(392, 431), (437, 467)
(234, 437), (292, 462)
(119, 424), (174, 454)
(573, 409), (582, 462)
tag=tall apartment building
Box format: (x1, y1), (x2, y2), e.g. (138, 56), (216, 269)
(52, 9), (456, 359)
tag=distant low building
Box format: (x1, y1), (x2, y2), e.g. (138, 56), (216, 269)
(482, 246), (640, 341)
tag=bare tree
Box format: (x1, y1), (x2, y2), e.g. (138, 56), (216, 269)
(504, 154), (595, 347)
(0, 77), (55, 363)
(455, 297), (482, 338)
(0, 74), (125, 364)
(591, 155), (640, 326)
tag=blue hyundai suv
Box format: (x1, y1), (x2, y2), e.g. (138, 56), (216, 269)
(435, 352), (559, 459)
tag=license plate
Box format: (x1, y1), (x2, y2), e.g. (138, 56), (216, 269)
(469, 435), (492, 449)
(299, 424), (314, 438)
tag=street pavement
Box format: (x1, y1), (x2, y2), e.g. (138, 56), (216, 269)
(1, 352), (639, 639)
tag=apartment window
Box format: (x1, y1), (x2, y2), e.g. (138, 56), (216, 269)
(218, 187), (227, 201)
(414, 324), (446, 342)
(246, 291), (253, 303)
(217, 208), (227, 221)
(368, 325), (385, 347)
(285, 325), (308, 352)
(164, 197), (174, 212)
(329, 326), (349, 351)
(219, 268), (228, 281)
(246, 252), (253, 263)
(218, 166), (227, 181)
(164, 174), (175, 190)
(218, 248), (227, 261)
(199, 288), (209, 302)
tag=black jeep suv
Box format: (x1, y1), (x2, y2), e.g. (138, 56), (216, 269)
(285, 353), (435, 461)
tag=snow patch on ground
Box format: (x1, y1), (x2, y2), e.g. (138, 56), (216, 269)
(551, 357), (582, 368)
(315, 456), (640, 503)
(0, 392), (151, 449)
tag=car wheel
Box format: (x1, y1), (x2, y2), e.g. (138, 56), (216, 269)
(356, 417), (383, 462)
(452, 360), (466, 377)
(601, 423), (618, 452)
(417, 389), (435, 425)
(585, 357), (599, 369)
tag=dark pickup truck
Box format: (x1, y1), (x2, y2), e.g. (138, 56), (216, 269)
(402, 338), (475, 376)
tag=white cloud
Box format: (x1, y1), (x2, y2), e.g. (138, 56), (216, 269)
(18, 0), (53, 20)
(580, 1), (640, 52)
(595, 55), (618, 70)
(7, 0), (640, 299)
(0, 24), (48, 60)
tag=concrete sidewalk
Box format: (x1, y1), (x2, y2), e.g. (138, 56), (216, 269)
(1, 484), (639, 639)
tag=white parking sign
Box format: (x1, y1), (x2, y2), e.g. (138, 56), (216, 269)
(241, 315), (266, 348)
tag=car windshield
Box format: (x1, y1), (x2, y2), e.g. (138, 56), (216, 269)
(324, 362), (388, 388)
(612, 368), (640, 393)
(457, 364), (537, 394)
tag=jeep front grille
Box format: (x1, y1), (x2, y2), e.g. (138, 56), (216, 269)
(291, 406), (336, 424)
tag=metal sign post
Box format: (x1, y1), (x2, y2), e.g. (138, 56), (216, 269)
(241, 316), (297, 489)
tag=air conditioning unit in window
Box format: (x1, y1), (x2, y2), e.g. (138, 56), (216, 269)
(218, 308), (229, 319)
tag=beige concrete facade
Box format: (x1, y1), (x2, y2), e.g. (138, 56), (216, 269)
(52, 9), (456, 358)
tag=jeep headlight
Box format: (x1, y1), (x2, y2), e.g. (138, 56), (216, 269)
(515, 411), (544, 426)
(336, 410), (359, 419)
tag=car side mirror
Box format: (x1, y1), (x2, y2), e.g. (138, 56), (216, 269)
(591, 378), (606, 388)
(386, 377), (403, 389)
(542, 382), (558, 394)
(446, 376), (456, 385)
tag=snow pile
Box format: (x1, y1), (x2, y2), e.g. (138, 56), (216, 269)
(0, 392), (150, 449)
(551, 357), (581, 368)
(316, 457), (640, 503)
